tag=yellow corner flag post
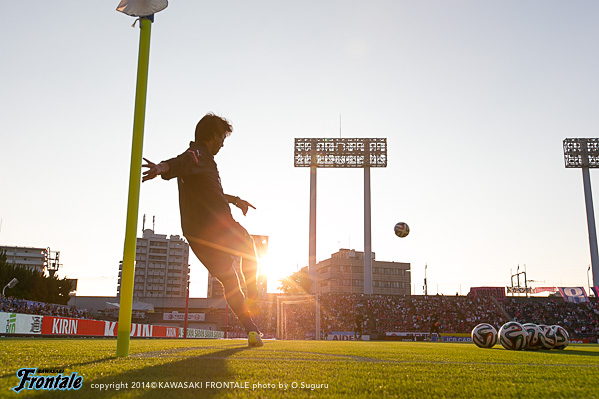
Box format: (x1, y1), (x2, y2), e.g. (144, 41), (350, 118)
(115, 0), (168, 359)
(116, 15), (152, 358)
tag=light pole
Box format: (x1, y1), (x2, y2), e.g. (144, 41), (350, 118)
(564, 138), (599, 289)
(294, 137), (387, 340)
(588, 265), (592, 297)
(183, 278), (190, 338)
(2, 278), (18, 297)
(423, 264), (428, 296)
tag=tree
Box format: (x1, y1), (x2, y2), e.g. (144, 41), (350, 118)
(0, 250), (73, 305)
(278, 269), (312, 295)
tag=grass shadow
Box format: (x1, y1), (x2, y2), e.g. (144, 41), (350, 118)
(541, 347), (599, 358)
(27, 345), (250, 399)
(487, 346), (599, 359)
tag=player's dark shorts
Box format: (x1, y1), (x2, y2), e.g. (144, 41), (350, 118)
(185, 222), (257, 281)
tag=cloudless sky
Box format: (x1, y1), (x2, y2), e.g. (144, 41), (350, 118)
(1, 1), (598, 298)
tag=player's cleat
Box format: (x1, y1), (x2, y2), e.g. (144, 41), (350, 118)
(248, 331), (263, 347)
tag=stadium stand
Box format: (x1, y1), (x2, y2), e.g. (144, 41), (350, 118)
(2, 292), (597, 342)
(502, 297), (599, 339)
(228, 294), (598, 341)
(0, 295), (92, 319)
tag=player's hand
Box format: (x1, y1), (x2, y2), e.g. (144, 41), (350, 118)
(235, 198), (256, 216)
(142, 158), (165, 182)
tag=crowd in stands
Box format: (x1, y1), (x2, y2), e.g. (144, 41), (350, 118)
(503, 297), (599, 337)
(320, 294), (508, 336)
(0, 295), (91, 319)
(224, 293), (599, 341)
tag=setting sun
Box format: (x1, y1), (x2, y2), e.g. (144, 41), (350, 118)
(257, 240), (305, 294)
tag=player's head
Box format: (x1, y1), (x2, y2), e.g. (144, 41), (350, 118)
(195, 113), (233, 144)
(195, 113), (233, 155)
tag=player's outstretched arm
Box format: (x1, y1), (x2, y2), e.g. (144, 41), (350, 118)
(225, 194), (256, 216)
(142, 157), (169, 182)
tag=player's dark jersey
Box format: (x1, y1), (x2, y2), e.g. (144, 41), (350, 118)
(161, 142), (234, 238)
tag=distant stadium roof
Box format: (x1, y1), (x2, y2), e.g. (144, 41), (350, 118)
(106, 301), (154, 312)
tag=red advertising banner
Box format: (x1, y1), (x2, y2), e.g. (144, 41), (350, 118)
(41, 316), (104, 336)
(43, 317), (187, 338)
(467, 287), (506, 300)
(531, 287), (558, 294)
(570, 338), (592, 344)
(102, 320), (178, 338)
(3, 312), (223, 339)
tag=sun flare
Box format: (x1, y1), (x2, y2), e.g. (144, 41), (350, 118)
(257, 244), (304, 294)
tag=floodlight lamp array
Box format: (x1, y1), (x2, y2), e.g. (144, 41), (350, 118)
(563, 138), (599, 168)
(294, 138), (387, 168)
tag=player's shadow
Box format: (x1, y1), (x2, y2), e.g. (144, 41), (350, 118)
(36, 345), (250, 399)
(542, 348), (599, 358)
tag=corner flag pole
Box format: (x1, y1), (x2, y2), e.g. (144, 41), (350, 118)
(116, 15), (153, 358)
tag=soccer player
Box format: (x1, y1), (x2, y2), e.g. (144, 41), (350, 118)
(142, 113), (262, 347)
(429, 315), (441, 342)
(354, 315), (363, 341)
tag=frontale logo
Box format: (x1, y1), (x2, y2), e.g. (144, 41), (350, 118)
(12, 368), (83, 393)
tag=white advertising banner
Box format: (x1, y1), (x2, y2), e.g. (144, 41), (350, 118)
(326, 331), (370, 341)
(1, 312), (43, 335)
(162, 312), (205, 321)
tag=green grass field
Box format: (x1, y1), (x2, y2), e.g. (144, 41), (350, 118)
(1, 338), (598, 398)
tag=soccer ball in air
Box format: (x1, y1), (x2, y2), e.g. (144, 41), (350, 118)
(394, 222), (410, 238)
(551, 325), (570, 350)
(538, 324), (556, 349)
(471, 323), (498, 348)
(522, 323), (543, 350)
(498, 321), (529, 351)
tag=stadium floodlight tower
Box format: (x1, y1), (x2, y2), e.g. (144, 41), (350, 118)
(563, 138), (599, 289)
(294, 138), (387, 339)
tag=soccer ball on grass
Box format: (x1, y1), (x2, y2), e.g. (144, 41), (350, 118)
(471, 323), (498, 348)
(551, 325), (569, 350)
(498, 321), (529, 351)
(538, 324), (556, 349)
(522, 323), (543, 351)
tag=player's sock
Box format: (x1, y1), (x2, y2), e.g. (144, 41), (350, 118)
(238, 312), (259, 333)
(247, 284), (259, 301)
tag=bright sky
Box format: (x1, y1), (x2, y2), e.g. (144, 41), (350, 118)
(1, 1), (598, 298)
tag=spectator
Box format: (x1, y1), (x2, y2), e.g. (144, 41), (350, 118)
(0, 295), (92, 319)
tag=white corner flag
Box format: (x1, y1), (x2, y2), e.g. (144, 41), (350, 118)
(116, 0), (168, 17)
